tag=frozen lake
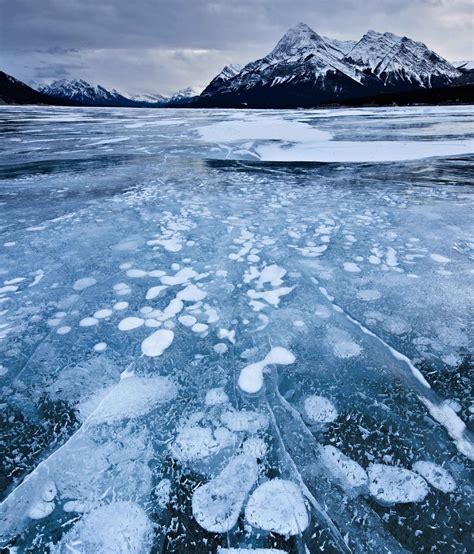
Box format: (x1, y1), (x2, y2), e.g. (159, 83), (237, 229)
(0, 105), (473, 552)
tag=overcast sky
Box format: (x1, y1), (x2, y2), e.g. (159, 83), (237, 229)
(0, 0), (472, 95)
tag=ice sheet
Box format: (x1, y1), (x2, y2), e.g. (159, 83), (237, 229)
(0, 105), (472, 553)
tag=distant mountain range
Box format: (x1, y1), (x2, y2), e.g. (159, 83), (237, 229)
(1, 24), (473, 108)
(36, 80), (201, 107)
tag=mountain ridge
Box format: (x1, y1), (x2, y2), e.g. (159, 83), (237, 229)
(195, 23), (468, 108)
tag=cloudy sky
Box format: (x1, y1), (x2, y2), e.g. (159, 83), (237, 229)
(0, 0), (472, 95)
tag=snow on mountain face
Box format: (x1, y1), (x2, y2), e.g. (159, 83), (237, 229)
(202, 22), (364, 98)
(166, 86), (202, 105)
(124, 92), (168, 104)
(344, 30), (461, 86)
(202, 64), (243, 95)
(201, 23), (463, 106)
(169, 87), (202, 101)
(218, 64), (243, 81)
(38, 79), (136, 106)
(323, 37), (357, 56)
(265, 22), (361, 81)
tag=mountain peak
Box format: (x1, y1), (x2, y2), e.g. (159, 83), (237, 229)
(271, 22), (325, 58)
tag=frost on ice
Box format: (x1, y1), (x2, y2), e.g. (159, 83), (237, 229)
(192, 454), (258, 532)
(368, 464), (430, 504)
(245, 479), (309, 536)
(0, 105), (473, 552)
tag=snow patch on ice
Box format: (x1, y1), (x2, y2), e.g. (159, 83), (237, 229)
(245, 479), (309, 536)
(238, 347), (295, 394)
(192, 454), (258, 533)
(412, 461), (456, 493)
(368, 464), (429, 504)
(304, 395), (338, 423)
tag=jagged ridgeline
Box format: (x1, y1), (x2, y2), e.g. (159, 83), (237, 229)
(197, 23), (472, 107)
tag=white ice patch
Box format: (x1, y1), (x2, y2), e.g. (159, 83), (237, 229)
(205, 387), (229, 406)
(213, 342), (228, 354)
(368, 464), (429, 504)
(430, 253), (451, 263)
(126, 268), (148, 278)
(27, 479), (57, 520)
(238, 347), (295, 394)
(356, 289), (381, 302)
(179, 315), (197, 327)
(118, 317), (144, 331)
(113, 282), (131, 296)
(221, 410), (269, 434)
(198, 117), (332, 144)
(146, 285), (167, 300)
(256, 264), (286, 288)
(94, 308), (112, 319)
(192, 454), (258, 533)
(79, 317), (98, 328)
(304, 395), (338, 423)
(333, 339), (362, 359)
(93, 342), (107, 352)
(412, 461), (456, 493)
(51, 502), (153, 553)
(256, 138), (474, 163)
(320, 445), (368, 492)
(314, 304), (331, 319)
(73, 277), (97, 291)
(245, 479), (309, 536)
(419, 397), (474, 461)
(88, 375), (177, 424)
(177, 284), (207, 302)
(343, 262), (361, 273)
(141, 329), (174, 357)
(192, 323), (208, 333)
(170, 425), (236, 462)
(247, 286), (295, 308)
(161, 267), (198, 286)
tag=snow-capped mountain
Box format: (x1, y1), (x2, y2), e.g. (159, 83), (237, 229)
(198, 23), (465, 108)
(167, 86), (202, 105)
(36, 79), (202, 107)
(38, 79), (141, 107)
(0, 71), (65, 105)
(203, 64), (243, 95)
(123, 92), (168, 104)
(344, 30), (460, 87)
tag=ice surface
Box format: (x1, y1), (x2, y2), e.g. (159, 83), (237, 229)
(0, 105), (473, 552)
